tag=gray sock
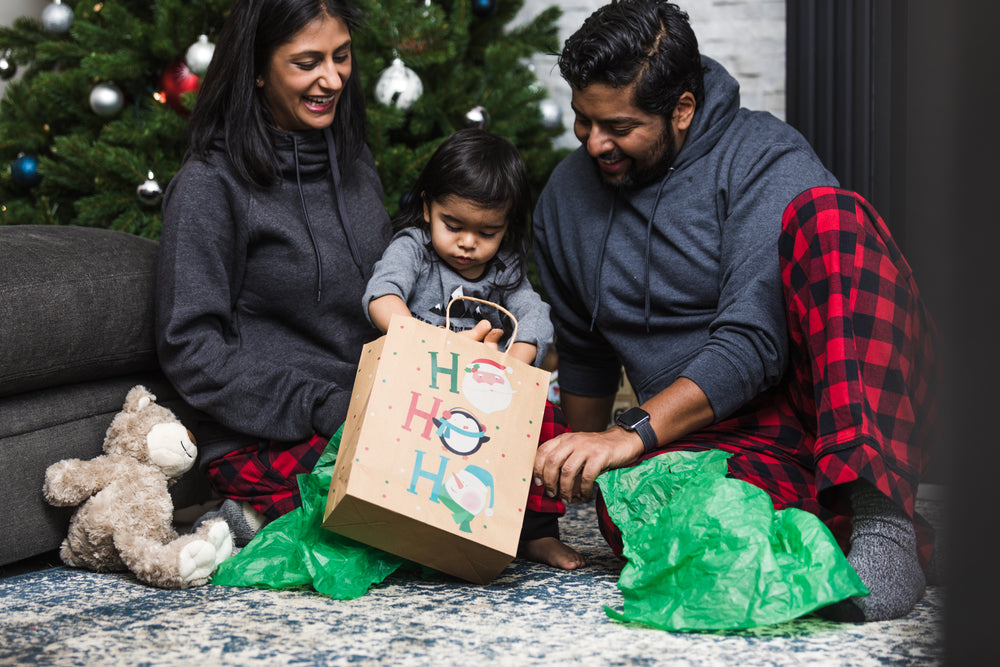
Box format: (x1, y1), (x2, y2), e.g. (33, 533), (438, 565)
(819, 483), (926, 622)
(193, 499), (267, 548)
(220, 499), (268, 547)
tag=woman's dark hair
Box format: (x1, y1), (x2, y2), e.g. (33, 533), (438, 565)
(558, 0), (704, 118)
(185, 0), (367, 188)
(395, 128), (532, 292)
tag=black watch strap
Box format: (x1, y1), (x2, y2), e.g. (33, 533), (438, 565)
(632, 418), (657, 454)
(616, 407), (658, 454)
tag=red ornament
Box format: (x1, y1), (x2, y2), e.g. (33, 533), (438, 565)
(158, 59), (201, 114)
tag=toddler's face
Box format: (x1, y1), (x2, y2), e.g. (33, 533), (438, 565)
(425, 195), (509, 280)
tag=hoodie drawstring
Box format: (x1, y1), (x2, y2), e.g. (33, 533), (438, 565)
(323, 127), (366, 281)
(589, 196), (617, 331)
(589, 168), (673, 332)
(290, 129), (369, 303)
(644, 169), (673, 332)
(291, 136), (324, 302)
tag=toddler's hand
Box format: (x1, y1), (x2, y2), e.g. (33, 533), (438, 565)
(459, 320), (503, 350)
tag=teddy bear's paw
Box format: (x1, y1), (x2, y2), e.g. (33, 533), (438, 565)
(207, 519), (234, 565)
(178, 538), (218, 585)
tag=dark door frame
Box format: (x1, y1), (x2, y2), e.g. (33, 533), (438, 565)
(786, 0), (906, 246)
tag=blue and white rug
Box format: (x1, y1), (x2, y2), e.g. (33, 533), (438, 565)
(0, 501), (943, 666)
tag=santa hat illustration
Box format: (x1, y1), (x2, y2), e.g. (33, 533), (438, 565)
(466, 358), (512, 384)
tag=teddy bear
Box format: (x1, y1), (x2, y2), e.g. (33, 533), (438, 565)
(43, 385), (233, 589)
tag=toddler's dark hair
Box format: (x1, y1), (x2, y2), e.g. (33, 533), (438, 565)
(395, 128), (531, 292)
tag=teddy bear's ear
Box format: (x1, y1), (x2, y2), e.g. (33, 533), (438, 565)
(123, 385), (156, 413)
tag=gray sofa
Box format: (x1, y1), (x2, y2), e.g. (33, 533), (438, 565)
(1, 225), (211, 568)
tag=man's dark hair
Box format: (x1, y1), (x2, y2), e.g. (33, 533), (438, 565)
(558, 0), (705, 118)
(186, 0), (368, 188)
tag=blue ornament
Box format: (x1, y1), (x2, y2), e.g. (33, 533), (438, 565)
(471, 0), (498, 18)
(11, 154), (42, 188)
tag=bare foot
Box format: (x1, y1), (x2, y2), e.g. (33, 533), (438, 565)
(518, 537), (586, 570)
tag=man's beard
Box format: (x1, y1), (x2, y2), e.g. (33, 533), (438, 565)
(596, 124), (679, 190)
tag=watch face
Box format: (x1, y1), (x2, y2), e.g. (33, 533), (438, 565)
(617, 407), (649, 429)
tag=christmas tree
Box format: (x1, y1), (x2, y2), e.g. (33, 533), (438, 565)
(0, 0), (567, 238)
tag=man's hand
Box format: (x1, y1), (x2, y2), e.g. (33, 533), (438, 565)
(532, 426), (644, 504)
(534, 378), (715, 503)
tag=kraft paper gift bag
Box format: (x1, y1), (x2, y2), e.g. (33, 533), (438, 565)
(323, 298), (551, 584)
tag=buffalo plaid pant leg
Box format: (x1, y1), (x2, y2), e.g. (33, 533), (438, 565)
(780, 186), (939, 566)
(596, 187), (938, 568)
(594, 392), (833, 557)
(522, 401), (568, 540)
(204, 434), (330, 521)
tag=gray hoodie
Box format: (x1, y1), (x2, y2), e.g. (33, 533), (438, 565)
(156, 127), (392, 466)
(363, 227), (553, 366)
(533, 57), (838, 421)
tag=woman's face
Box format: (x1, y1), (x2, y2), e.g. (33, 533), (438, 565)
(261, 13), (352, 132)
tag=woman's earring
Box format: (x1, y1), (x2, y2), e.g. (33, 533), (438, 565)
(255, 76), (264, 88)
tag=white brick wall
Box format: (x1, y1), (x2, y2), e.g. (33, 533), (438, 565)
(514, 0), (786, 148)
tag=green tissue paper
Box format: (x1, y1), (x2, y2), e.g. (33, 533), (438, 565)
(597, 450), (868, 631)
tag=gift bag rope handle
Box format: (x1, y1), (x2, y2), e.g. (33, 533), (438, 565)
(445, 296), (519, 352)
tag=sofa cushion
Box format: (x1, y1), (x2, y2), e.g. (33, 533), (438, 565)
(0, 226), (160, 398)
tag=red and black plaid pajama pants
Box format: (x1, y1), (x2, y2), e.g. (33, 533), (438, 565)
(205, 402), (567, 537)
(595, 186), (940, 569)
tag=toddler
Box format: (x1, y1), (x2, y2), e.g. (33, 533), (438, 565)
(364, 128), (584, 570)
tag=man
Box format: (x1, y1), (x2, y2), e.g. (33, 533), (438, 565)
(532, 0), (939, 622)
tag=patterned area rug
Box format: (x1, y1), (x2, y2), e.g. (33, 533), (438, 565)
(0, 501), (943, 666)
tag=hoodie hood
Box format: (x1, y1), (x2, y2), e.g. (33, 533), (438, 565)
(271, 127), (333, 181)
(670, 56), (741, 172)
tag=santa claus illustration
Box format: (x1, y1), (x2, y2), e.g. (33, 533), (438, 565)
(462, 358), (515, 414)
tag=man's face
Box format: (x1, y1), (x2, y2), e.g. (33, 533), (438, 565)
(571, 81), (692, 188)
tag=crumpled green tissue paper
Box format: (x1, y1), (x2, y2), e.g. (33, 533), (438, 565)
(597, 450), (868, 632)
(211, 427), (416, 599)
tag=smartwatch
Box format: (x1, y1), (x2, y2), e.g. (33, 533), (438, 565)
(615, 407), (658, 454)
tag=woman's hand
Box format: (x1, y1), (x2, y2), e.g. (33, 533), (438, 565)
(532, 427), (644, 504)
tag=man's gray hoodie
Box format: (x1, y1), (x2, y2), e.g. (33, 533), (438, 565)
(533, 57), (838, 421)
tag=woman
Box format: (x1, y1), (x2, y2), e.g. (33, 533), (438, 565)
(156, 0), (392, 545)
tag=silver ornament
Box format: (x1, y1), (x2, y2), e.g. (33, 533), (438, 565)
(0, 54), (15, 81)
(374, 58), (423, 111)
(41, 0), (74, 34)
(136, 171), (163, 206)
(539, 98), (563, 130)
(463, 105), (490, 130)
(89, 82), (124, 117)
(184, 34), (216, 77)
